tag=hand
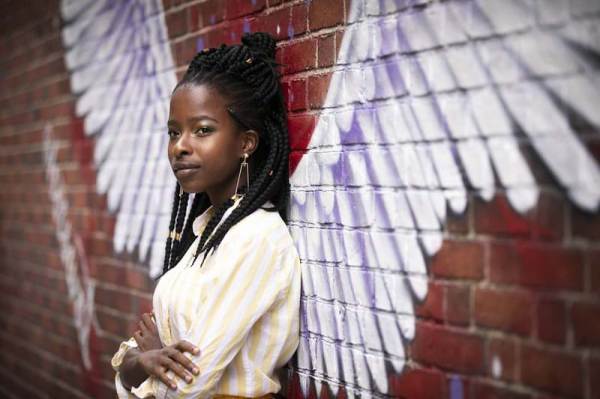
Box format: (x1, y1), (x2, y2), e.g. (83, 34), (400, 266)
(137, 341), (200, 390)
(134, 312), (162, 352)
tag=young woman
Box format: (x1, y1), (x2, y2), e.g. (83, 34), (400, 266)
(111, 32), (301, 399)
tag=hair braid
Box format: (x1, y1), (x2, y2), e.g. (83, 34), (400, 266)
(161, 32), (289, 275)
(168, 191), (189, 270)
(190, 197), (235, 267)
(162, 184), (182, 272)
(200, 113), (289, 254)
(176, 193), (210, 263)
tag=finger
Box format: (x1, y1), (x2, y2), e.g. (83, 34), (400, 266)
(154, 365), (177, 390)
(170, 349), (200, 375)
(175, 340), (200, 356)
(164, 357), (193, 383)
(139, 320), (150, 335)
(133, 331), (142, 347)
(141, 312), (155, 330)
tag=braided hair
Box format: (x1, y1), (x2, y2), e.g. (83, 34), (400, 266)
(162, 32), (289, 275)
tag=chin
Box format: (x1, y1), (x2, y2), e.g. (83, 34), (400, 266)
(176, 181), (204, 194)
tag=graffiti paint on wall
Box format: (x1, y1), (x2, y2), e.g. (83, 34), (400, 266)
(60, 0), (178, 279)
(56, 0), (600, 397)
(42, 124), (97, 370)
(289, 0), (600, 396)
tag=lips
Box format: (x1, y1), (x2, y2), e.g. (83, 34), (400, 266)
(172, 162), (201, 178)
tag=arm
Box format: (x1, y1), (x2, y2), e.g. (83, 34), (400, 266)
(114, 314), (200, 396)
(163, 233), (292, 398)
(119, 349), (149, 390)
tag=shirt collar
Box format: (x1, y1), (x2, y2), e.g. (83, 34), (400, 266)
(191, 195), (245, 237)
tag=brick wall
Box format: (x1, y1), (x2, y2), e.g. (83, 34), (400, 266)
(0, 0), (599, 398)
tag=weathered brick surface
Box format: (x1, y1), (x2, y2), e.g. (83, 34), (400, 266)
(1, 1), (599, 398)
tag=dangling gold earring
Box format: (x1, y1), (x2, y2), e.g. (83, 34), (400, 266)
(233, 153), (249, 201)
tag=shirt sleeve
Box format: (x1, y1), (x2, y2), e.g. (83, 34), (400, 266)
(111, 337), (157, 398)
(163, 229), (295, 398)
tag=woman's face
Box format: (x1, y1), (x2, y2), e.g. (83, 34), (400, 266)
(167, 84), (249, 205)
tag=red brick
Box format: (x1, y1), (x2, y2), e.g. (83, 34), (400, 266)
(134, 294), (153, 315)
(288, 113), (316, 151)
(415, 282), (444, 323)
(487, 337), (517, 382)
(95, 286), (132, 313)
(286, 78), (307, 111)
(95, 309), (131, 338)
(308, 72), (332, 109)
(475, 287), (533, 336)
(591, 249), (600, 293)
(445, 284), (470, 326)
(411, 322), (484, 374)
(590, 357), (600, 399)
(489, 241), (583, 291)
(291, 3), (308, 37)
(223, 0), (266, 19)
(570, 203), (600, 241)
(445, 376), (472, 399)
(125, 267), (153, 292)
(166, 8), (188, 38)
(256, 5), (291, 41)
(571, 301), (600, 347)
(317, 33), (335, 67)
(536, 298), (566, 344)
(221, 18), (250, 45)
(446, 204), (471, 234)
(73, 140), (94, 165)
(188, 0), (225, 31)
(87, 236), (113, 257)
(520, 345), (582, 397)
(289, 151), (305, 176)
(472, 381), (529, 399)
(281, 39), (316, 74)
(389, 367), (446, 399)
(173, 35), (198, 66)
(308, 0), (344, 31)
(430, 239), (484, 280)
(532, 192), (565, 241)
(474, 195), (531, 237)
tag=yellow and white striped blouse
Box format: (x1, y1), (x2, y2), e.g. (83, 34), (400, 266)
(111, 199), (301, 398)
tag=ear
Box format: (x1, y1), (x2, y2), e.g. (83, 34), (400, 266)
(240, 129), (259, 157)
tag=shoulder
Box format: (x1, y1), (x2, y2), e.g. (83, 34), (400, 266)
(229, 203), (295, 252)
(217, 203), (300, 277)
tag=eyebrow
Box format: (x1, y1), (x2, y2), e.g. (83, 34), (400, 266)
(167, 115), (218, 126)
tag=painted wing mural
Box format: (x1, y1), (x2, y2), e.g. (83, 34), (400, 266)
(61, 0), (177, 278)
(58, 0), (600, 397)
(289, 0), (600, 397)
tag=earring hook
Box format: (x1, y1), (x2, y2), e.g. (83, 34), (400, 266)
(233, 153), (249, 201)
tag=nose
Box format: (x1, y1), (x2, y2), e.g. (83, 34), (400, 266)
(172, 131), (192, 158)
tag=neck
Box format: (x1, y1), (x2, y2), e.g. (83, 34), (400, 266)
(206, 161), (252, 208)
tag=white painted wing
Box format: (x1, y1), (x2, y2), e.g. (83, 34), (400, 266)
(60, 0), (178, 277)
(289, 0), (600, 397)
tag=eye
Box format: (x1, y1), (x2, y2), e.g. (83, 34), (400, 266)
(194, 126), (214, 136)
(167, 129), (179, 139)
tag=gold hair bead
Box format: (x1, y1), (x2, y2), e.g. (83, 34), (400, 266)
(169, 231), (182, 241)
(245, 57), (253, 64)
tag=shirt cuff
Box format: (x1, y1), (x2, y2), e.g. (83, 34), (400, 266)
(112, 337), (156, 398)
(111, 337), (138, 371)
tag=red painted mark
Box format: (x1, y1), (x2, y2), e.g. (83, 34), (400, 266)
(288, 113), (317, 175)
